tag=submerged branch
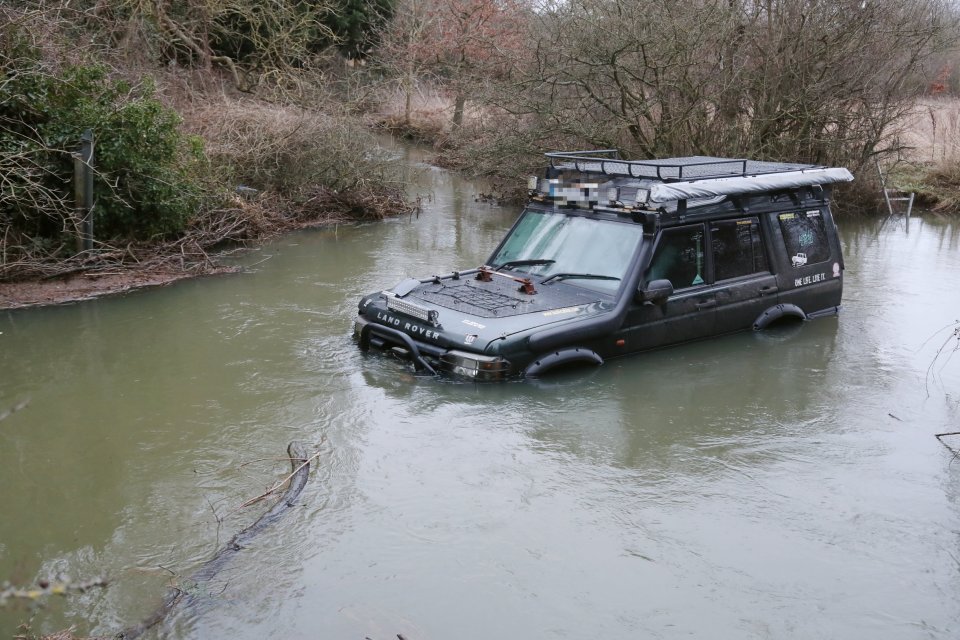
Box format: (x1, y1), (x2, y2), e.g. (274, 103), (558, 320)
(118, 440), (318, 639)
(935, 431), (960, 462)
(0, 398), (29, 422)
(238, 446), (323, 510)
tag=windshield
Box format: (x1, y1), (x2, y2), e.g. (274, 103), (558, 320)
(489, 209), (644, 294)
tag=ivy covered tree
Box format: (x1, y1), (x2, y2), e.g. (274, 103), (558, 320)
(326, 0), (395, 61)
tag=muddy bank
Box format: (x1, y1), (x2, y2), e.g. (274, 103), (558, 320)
(0, 266), (236, 310)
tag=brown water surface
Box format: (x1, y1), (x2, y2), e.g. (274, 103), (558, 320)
(1, 145), (959, 639)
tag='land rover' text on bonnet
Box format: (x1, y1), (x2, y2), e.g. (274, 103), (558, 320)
(354, 150), (852, 380)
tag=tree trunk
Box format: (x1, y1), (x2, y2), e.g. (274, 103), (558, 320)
(404, 73), (413, 126)
(452, 91), (466, 129)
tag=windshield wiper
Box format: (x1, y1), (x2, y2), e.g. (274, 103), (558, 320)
(495, 259), (556, 272)
(540, 272), (621, 284)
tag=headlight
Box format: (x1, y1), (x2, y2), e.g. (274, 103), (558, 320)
(439, 350), (511, 381)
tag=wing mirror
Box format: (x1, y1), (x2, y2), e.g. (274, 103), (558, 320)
(638, 279), (673, 305)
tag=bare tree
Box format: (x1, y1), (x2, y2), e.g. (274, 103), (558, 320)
(375, 0), (439, 126)
(376, 0), (527, 128)
(495, 0), (958, 174)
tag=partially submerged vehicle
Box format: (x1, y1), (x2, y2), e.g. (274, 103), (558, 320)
(354, 150), (852, 380)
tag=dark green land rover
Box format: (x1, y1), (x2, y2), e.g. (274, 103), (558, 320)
(354, 150), (852, 380)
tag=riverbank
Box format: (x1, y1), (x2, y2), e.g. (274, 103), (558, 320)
(878, 97), (960, 212)
(0, 186), (417, 311)
(1, 6), (416, 312)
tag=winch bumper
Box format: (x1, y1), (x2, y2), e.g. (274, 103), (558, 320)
(354, 316), (511, 381)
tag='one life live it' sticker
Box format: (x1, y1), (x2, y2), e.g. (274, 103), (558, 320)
(794, 272), (826, 287)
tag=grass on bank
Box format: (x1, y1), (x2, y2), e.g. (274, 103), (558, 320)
(882, 97), (960, 212)
(886, 161), (960, 211)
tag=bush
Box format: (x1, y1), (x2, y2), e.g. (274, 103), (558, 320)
(0, 39), (204, 243)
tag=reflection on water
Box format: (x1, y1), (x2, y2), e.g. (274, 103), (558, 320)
(2, 147), (959, 638)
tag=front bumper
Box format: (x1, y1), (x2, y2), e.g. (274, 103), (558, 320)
(353, 316), (511, 381)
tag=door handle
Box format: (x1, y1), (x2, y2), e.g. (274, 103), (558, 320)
(759, 286), (778, 296)
(696, 299), (717, 310)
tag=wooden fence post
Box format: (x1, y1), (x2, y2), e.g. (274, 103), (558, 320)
(74, 129), (95, 252)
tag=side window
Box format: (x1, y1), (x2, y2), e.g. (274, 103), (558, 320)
(778, 210), (830, 267)
(648, 225), (706, 289)
(711, 217), (768, 281)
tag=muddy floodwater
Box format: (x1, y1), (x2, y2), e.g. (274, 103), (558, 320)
(2, 146), (960, 639)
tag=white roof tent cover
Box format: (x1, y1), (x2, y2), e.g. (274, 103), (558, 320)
(646, 167), (854, 203)
(545, 151), (854, 205)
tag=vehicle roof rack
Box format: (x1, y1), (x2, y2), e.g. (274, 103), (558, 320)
(545, 150), (824, 183)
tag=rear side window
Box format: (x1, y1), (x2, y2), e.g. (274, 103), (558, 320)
(778, 210), (830, 267)
(648, 225), (706, 289)
(711, 217), (768, 280)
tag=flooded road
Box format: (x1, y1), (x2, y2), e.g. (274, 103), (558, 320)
(2, 146), (959, 639)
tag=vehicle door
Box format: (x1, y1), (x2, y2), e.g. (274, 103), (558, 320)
(709, 216), (779, 334)
(619, 223), (717, 351)
(771, 207), (844, 313)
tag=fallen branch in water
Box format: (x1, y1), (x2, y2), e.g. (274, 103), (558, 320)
(935, 431), (960, 462)
(118, 440), (318, 639)
(924, 321), (960, 397)
(238, 446), (323, 509)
